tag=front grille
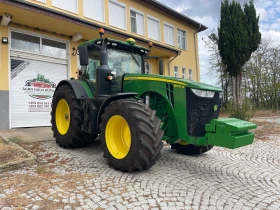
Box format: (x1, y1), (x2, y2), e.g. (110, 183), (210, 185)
(186, 88), (221, 137)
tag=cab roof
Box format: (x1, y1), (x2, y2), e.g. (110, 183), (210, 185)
(79, 38), (150, 56)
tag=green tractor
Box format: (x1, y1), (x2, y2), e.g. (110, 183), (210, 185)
(51, 29), (257, 172)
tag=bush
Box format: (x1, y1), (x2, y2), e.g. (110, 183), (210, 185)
(227, 100), (255, 121)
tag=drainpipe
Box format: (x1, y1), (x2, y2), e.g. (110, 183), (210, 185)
(168, 51), (181, 76)
(194, 24), (201, 81)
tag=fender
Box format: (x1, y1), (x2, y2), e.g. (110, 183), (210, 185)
(55, 80), (89, 99)
(97, 93), (137, 126)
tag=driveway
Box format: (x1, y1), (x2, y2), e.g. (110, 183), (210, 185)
(253, 116), (280, 124)
(0, 124), (280, 209)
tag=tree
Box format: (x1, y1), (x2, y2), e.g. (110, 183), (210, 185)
(205, 32), (230, 105)
(217, 0), (261, 106)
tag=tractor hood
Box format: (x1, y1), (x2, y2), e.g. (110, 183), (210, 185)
(124, 74), (223, 92)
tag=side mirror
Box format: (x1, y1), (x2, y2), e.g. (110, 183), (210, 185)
(78, 46), (88, 66)
(159, 59), (164, 75)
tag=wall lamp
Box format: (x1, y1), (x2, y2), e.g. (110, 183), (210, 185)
(1, 13), (12, 26)
(2, 37), (8, 44)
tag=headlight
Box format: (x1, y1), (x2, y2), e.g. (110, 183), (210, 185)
(191, 88), (215, 98)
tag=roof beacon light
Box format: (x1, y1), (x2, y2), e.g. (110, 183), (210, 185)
(99, 28), (104, 37)
(148, 41), (153, 48)
(127, 38), (136, 45)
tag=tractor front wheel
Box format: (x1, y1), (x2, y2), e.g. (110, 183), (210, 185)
(100, 99), (164, 172)
(171, 143), (214, 155)
(51, 84), (97, 148)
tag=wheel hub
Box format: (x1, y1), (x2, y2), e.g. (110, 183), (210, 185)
(105, 115), (131, 159)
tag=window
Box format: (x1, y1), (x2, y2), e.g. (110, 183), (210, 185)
(82, 50), (101, 81)
(108, 49), (142, 75)
(164, 23), (174, 46)
(178, 29), (186, 50)
(147, 16), (160, 41)
(189, 69), (193, 80)
(109, 0), (126, 30)
(11, 31), (67, 58)
(42, 38), (67, 58)
(84, 0), (104, 23)
(145, 63), (152, 74)
(52, 0), (78, 13)
(174, 66), (178, 78)
(130, 10), (144, 36)
(11, 32), (40, 53)
(182, 68), (186, 79)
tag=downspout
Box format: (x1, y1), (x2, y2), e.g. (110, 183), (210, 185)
(194, 24), (201, 81)
(168, 51), (181, 76)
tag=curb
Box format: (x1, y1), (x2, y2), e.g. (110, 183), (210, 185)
(0, 137), (37, 171)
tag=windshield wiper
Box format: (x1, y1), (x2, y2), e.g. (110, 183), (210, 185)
(130, 53), (140, 67)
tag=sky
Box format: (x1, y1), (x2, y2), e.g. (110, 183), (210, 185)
(158, 0), (280, 86)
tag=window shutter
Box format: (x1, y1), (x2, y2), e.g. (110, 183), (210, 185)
(84, 0), (104, 22)
(169, 27), (174, 46)
(109, 1), (126, 30)
(148, 17), (159, 41)
(164, 25), (168, 44)
(164, 24), (174, 46)
(136, 13), (144, 35)
(53, 0), (77, 13)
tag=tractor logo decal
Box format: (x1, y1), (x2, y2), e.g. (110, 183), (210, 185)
(22, 73), (56, 100)
(213, 105), (218, 111)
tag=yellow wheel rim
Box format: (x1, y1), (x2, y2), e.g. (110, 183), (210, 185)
(105, 115), (131, 159)
(55, 99), (70, 135)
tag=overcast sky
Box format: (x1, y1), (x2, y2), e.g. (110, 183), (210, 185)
(158, 0), (280, 86)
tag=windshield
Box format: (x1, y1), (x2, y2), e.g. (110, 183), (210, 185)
(107, 49), (142, 76)
(83, 48), (142, 81)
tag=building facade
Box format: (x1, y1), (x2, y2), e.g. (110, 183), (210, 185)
(0, 0), (207, 129)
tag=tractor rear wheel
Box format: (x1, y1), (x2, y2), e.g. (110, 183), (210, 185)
(51, 84), (97, 148)
(171, 142), (214, 155)
(99, 99), (164, 172)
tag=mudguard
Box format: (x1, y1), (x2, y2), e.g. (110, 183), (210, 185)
(205, 118), (257, 149)
(96, 93), (138, 126)
(55, 80), (88, 99)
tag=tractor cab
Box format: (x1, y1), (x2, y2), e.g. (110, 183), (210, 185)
(77, 29), (151, 95)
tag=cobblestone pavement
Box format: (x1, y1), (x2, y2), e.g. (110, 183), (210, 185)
(1, 135), (280, 210)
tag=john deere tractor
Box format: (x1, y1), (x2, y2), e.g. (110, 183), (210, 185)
(51, 29), (256, 172)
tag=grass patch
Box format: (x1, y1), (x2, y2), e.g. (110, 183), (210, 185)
(8, 137), (21, 143)
(36, 166), (55, 175)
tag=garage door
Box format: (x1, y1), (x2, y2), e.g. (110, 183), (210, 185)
(10, 31), (68, 128)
